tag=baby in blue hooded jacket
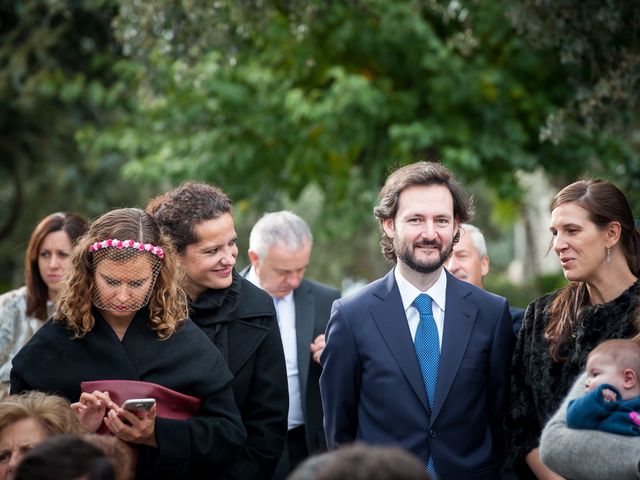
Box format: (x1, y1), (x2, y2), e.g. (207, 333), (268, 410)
(567, 338), (640, 436)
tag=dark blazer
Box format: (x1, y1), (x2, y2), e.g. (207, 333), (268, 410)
(292, 278), (341, 453)
(510, 306), (525, 337)
(320, 269), (514, 480)
(190, 272), (289, 480)
(240, 266), (340, 454)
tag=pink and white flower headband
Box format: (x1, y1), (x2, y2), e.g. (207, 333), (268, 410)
(88, 239), (165, 259)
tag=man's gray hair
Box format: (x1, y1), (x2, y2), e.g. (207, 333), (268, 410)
(249, 211), (313, 259)
(460, 223), (488, 258)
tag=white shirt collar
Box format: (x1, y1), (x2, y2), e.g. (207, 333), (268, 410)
(245, 266), (260, 288)
(394, 266), (447, 314)
(245, 266), (294, 304)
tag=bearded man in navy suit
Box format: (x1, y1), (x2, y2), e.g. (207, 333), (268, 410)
(320, 162), (514, 479)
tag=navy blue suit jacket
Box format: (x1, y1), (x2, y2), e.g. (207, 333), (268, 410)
(320, 269), (514, 479)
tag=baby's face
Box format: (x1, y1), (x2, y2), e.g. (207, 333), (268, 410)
(584, 352), (625, 394)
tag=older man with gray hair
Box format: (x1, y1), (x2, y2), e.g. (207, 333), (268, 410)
(242, 211), (340, 479)
(445, 223), (524, 335)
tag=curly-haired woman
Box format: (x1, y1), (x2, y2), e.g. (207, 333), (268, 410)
(10, 208), (245, 479)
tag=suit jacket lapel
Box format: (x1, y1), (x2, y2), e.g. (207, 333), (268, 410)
(372, 270), (430, 413)
(294, 282), (314, 399)
(431, 272), (477, 422)
(226, 320), (270, 374)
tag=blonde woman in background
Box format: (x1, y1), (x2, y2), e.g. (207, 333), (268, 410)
(0, 391), (85, 480)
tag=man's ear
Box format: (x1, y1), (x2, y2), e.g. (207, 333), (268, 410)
(247, 250), (260, 267)
(382, 218), (395, 238)
(480, 255), (490, 278)
(623, 368), (637, 389)
(452, 219), (461, 246)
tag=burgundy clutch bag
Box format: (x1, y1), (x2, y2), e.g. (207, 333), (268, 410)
(80, 379), (201, 421)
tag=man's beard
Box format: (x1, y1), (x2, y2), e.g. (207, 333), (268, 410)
(395, 238), (454, 274)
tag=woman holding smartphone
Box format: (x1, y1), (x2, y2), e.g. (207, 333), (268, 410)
(10, 208), (246, 479)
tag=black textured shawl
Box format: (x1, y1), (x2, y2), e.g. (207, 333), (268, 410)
(507, 280), (640, 479)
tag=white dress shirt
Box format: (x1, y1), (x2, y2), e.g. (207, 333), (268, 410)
(246, 267), (304, 430)
(394, 267), (447, 347)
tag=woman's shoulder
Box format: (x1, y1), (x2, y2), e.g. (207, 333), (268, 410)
(22, 318), (73, 343)
(235, 277), (276, 322)
(0, 286), (28, 311)
(531, 288), (563, 309)
(172, 318), (228, 354)
(516, 289), (566, 341)
(522, 290), (561, 323)
(11, 319), (73, 371)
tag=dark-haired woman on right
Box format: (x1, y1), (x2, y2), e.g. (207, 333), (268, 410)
(506, 179), (640, 479)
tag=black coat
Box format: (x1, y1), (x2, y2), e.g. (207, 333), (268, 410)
(290, 278), (340, 454)
(189, 270), (288, 480)
(239, 267), (341, 455)
(507, 280), (640, 479)
(10, 308), (246, 479)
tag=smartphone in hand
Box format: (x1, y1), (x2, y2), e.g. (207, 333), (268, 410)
(122, 398), (156, 413)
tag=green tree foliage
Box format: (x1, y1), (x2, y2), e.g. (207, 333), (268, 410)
(78, 0), (638, 287)
(506, 0), (640, 138)
(0, 0), (155, 287)
(98, 0), (636, 206)
(505, 0), (640, 207)
(2, 0), (637, 291)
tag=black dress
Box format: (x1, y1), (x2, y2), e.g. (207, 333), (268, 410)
(10, 308), (246, 479)
(189, 270), (289, 480)
(507, 280), (640, 479)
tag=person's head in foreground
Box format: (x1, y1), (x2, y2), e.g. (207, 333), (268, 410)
(0, 392), (84, 480)
(13, 435), (115, 480)
(82, 434), (135, 480)
(288, 443), (431, 480)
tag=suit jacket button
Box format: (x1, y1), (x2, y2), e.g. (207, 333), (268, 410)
(429, 429), (436, 438)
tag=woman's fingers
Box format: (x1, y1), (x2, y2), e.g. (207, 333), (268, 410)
(104, 405), (157, 447)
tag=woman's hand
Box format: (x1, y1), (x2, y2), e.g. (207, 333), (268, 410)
(104, 403), (157, 447)
(526, 447), (565, 479)
(71, 390), (116, 433)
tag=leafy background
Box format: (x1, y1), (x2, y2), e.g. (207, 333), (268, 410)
(1, 0), (638, 309)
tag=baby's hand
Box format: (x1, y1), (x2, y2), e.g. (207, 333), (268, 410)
(602, 388), (617, 402)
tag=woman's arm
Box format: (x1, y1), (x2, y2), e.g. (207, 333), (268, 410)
(0, 289), (30, 397)
(222, 321), (288, 480)
(505, 302), (543, 477)
(540, 372), (640, 480)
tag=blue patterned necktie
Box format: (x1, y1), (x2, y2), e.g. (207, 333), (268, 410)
(413, 293), (440, 477)
(413, 293), (440, 409)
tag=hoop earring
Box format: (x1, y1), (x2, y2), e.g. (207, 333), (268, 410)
(606, 247), (612, 264)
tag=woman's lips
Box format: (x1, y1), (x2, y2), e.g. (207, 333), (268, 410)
(214, 267), (233, 277)
(560, 258), (574, 268)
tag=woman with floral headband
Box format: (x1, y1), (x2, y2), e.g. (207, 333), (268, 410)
(9, 208), (245, 479)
